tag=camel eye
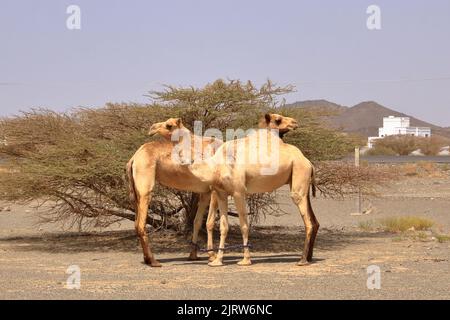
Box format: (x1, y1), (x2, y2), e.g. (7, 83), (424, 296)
(166, 124), (173, 129)
(275, 119), (282, 125)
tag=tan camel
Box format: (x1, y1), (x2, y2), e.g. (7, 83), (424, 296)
(185, 114), (319, 267)
(126, 118), (221, 267)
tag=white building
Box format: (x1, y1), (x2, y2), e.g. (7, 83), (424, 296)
(368, 116), (431, 148)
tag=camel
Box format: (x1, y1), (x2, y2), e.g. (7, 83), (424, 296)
(126, 118), (222, 267)
(184, 113), (319, 267)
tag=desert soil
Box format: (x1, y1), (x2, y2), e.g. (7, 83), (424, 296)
(0, 175), (449, 300)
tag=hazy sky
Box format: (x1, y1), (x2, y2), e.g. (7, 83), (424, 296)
(1, 0), (450, 126)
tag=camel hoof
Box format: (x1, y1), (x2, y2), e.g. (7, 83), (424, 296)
(297, 259), (310, 266)
(208, 259), (224, 267)
(188, 252), (199, 261)
(208, 253), (217, 263)
(145, 257), (162, 267)
(151, 260), (162, 267)
(237, 259), (252, 266)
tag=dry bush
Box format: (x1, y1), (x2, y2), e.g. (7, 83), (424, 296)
(417, 161), (437, 173)
(314, 162), (396, 198)
(369, 135), (448, 156)
(366, 145), (397, 156)
(358, 216), (434, 233)
(400, 163), (419, 177)
(435, 234), (450, 243)
(416, 136), (449, 156)
(380, 216), (434, 232)
(397, 162), (444, 178)
(371, 135), (418, 156)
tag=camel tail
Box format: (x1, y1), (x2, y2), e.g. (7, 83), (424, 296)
(310, 164), (316, 198)
(126, 158), (137, 211)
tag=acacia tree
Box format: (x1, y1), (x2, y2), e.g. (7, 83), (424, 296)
(0, 79), (389, 231)
(147, 79), (294, 228)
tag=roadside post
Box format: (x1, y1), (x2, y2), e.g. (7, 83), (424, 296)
(355, 147), (362, 214)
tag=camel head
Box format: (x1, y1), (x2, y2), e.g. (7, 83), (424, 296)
(259, 113), (298, 138)
(148, 118), (186, 140)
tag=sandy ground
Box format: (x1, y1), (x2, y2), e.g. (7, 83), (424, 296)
(0, 175), (449, 300)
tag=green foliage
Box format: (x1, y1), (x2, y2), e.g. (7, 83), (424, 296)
(0, 105), (173, 228)
(274, 106), (362, 161)
(150, 79), (293, 132)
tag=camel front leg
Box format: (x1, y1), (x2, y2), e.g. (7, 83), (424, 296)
(206, 191), (218, 262)
(234, 193), (252, 266)
(209, 192), (228, 267)
(188, 192), (211, 260)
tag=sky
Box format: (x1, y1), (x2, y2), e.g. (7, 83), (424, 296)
(1, 0), (450, 126)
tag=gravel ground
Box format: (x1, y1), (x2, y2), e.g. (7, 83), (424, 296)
(0, 175), (449, 300)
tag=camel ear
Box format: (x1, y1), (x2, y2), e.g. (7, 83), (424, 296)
(264, 113), (271, 124)
(175, 118), (182, 127)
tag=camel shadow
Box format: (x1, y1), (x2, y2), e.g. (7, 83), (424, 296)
(158, 254), (325, 266)
(0, 225), (390, 257)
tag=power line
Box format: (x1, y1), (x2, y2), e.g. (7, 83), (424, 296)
(296, 76), (450, 86)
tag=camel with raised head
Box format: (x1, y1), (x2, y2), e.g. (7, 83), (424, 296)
(185, 114), (319, 267)
(126, 118), (221, 267)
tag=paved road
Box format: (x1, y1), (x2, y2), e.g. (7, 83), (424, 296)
(344, 155), (450, 163)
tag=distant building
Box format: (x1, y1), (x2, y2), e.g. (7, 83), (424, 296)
(368, 116), (431, 148)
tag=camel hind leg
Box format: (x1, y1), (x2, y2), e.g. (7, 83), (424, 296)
(208, 191), (229, 267)
(306, 194), (319, 261)
(133, 163), (161, 267)
(234, 192), (252, 266)
(188, 192), (211, 260)
(290, 163), (320, 266)
(206, 191), (218, 262)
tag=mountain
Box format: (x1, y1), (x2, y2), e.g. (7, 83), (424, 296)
(329, 101), (447, 137)
(286, 100), (450, 139)
(286, 99), (347, 113)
